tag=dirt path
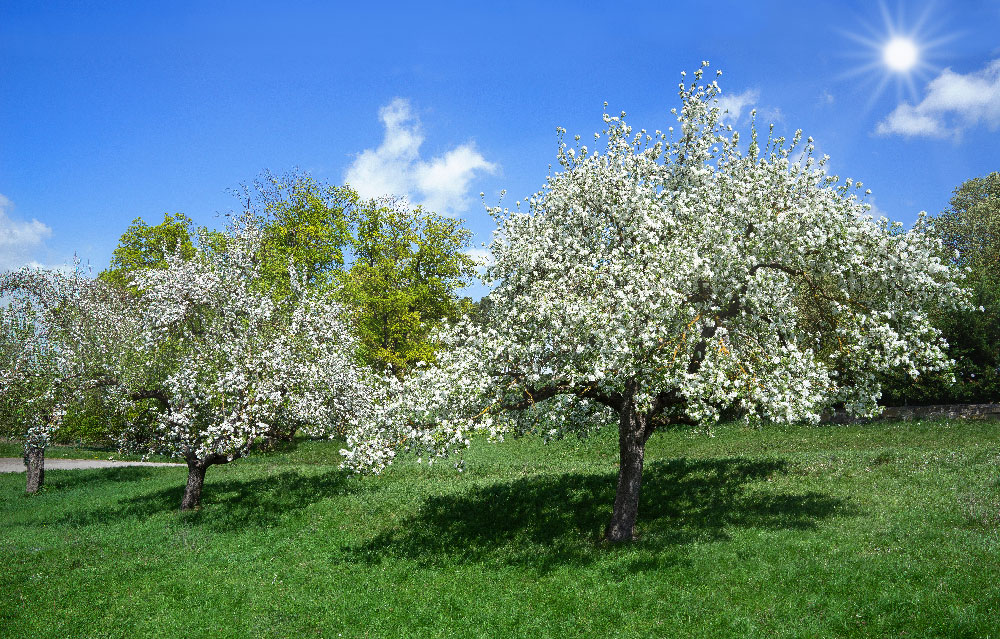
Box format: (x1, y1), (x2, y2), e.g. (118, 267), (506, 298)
(0, 457), (184, 473)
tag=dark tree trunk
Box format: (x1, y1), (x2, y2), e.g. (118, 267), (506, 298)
(604, 400), (650, 543)
(24, 445), (45, 494)
(180, 460), (210, 511)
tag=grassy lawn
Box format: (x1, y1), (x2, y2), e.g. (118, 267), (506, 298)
(0, 440), (177, 463)
(2, 419), (999, 638)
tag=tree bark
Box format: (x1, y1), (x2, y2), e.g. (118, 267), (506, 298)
(24, 445), (45, 494)
(180, 460), (209, 511)
(604, 400), (649, 543)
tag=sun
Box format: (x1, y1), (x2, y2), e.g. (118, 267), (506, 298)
(883, 37), (918, 72)
(836, 2), (955, 107)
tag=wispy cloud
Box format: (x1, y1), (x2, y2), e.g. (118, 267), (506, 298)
(0, 193), (52, 271)
(876, 59), (1000, 139)
(715, 88), (760, 125)
(465, 246), (493, 274)
(345, 98), (497, 216)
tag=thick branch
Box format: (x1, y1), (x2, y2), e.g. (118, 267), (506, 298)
(128, 388), (170, 409)
(500, 382), (621, 413)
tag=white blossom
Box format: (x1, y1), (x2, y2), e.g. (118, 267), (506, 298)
(343, 64), (968, 475)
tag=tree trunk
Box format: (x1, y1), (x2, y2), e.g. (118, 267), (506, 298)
(604, 401), (649, 543)
(180, 460), (209, 511)
(24, 445), (45, 494)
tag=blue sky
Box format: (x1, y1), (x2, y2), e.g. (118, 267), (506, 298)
(2, 0), (999, 293)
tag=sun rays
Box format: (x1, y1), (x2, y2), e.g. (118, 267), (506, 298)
(837, 1), (958, 110)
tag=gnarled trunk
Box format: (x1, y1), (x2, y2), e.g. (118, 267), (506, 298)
(24, 445), (45, 494)
(180, 460), (210, 511)
(604, 400), (650, 543)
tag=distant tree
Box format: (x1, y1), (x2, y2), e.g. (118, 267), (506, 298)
(0, 266), (134, 493)
(342, 198), (478, 376)
(238, 170), (478, 376)
(120, 216), (374, 510)
(100, 213), (199, 292)
(342, 64), (968, 542)
(937, 172), (1000, 278)
(234, 170), (357, 300)
(882, 171), (1000, 404)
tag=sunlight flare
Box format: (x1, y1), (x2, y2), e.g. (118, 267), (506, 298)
(884, 37), (918, 72)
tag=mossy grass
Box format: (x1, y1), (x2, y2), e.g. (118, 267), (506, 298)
(2, 419), (999, 637)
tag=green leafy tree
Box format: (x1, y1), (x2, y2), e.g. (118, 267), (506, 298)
(882, 171), (1000, 405)
(101, 170), (478, 380)
(238, 170), (478, 376)
(342, 199), (478, 376)
(100, 213), (198, 292)
(236, 170), (357, 300)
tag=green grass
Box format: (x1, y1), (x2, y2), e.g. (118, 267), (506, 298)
(0, 439), (177, 463)
(2, 420), (1000, 638)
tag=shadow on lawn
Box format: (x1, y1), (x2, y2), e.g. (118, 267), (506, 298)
(347, 457), (855, 571)
(58, 468), (355, 531)
(44, 466), (162, 490)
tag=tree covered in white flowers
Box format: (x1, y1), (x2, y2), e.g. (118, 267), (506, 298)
(342, 63), (969, 542)
(0, 265), (134, 493)
(123, 216), (374, 510)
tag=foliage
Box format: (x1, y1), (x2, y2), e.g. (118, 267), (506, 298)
(116, 215), (375, 507)
(238, 169), (478, 375)
(341, 198), (478, 376)
(100, 213), (201, 292)
(937, 171), (1000, 279)
(342, 64), (968, 541)
(881, 171), (1000, 405)
(2, 420), (1000, 637)
(0, 266), (134, 452)
(235, 170), (358, 300)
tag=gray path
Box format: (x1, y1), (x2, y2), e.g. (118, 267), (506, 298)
(0, 457), (184, 472)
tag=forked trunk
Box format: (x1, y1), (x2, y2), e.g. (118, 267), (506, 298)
(604, 402), (649, 543)
(24, 445), (45, 494)
(180, 460), (209, 511)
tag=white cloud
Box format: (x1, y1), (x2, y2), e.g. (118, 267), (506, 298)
(345, 98), (497, 216)
(0, 193), (53, 271)
(877, 59), (1000, 138)
(465, 246), (493, 268)
(715, 88), (760, 125)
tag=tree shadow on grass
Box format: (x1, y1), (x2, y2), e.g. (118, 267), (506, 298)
(44, 466), (164, 490)
(347, 457), (856, 572)
(55, 468), (357, 532)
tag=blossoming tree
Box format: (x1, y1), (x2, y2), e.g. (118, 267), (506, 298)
(342, 64), (968, 542)
(1, 266), (134, 493)
(124, 217), (374, 509)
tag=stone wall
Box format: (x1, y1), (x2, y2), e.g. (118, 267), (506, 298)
(824, 403), (1000, 423)
(881, 403), (1000, 421)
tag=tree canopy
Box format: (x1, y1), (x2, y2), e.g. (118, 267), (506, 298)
(237, 170), (477, 375)
(236, 170), (358, 300)
(100, 213), (199, 292)
(342, 198), (477, 376)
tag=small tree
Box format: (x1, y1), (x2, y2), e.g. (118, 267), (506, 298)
(123, 216), (373, 510)
(342, 64), (967, 542)
(1, 266), (133, 493)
